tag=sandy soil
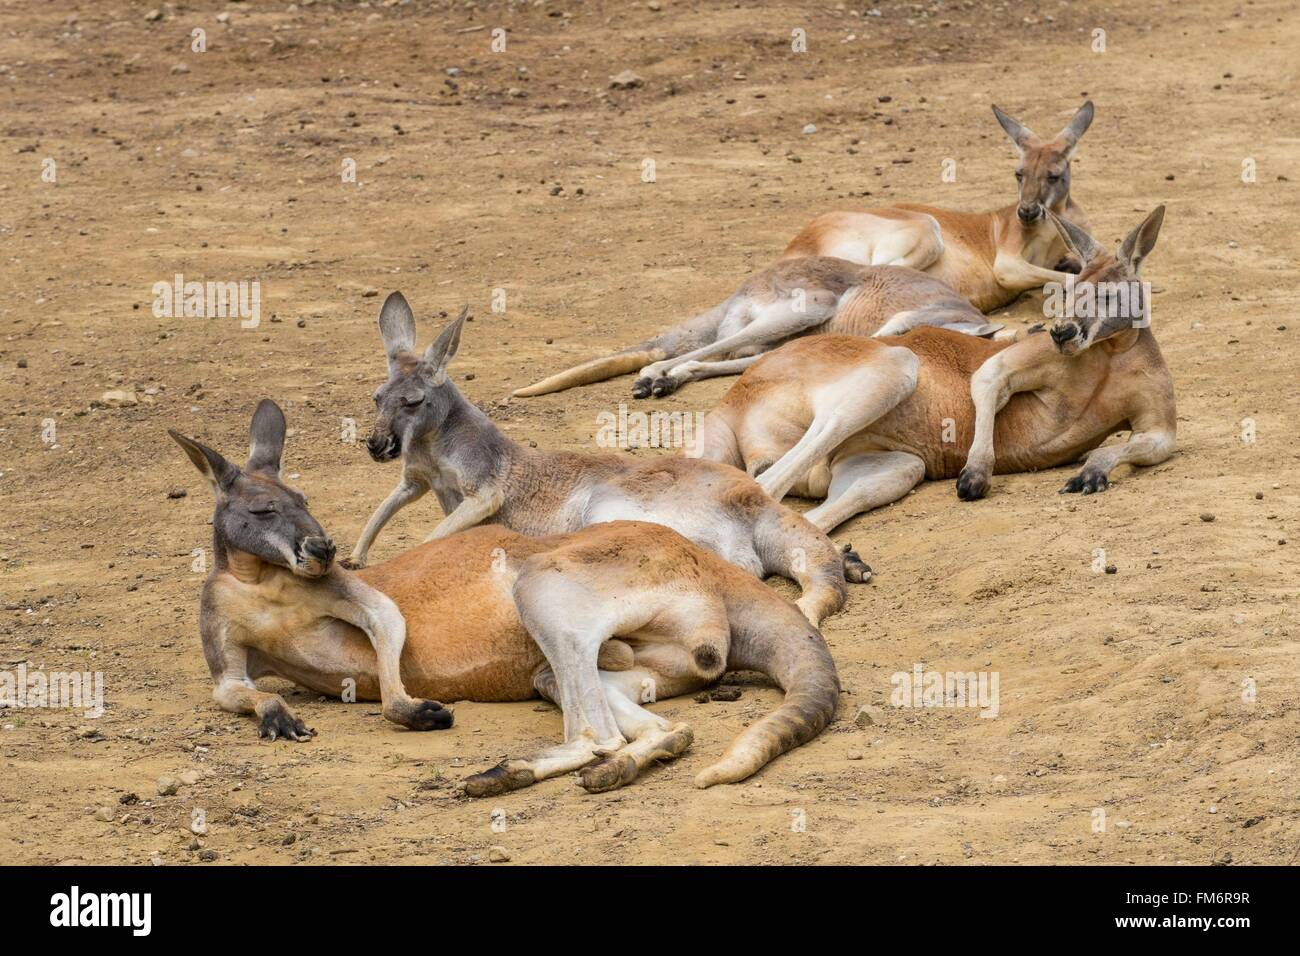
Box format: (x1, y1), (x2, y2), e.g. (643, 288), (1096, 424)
(1, 0), (1297, 865)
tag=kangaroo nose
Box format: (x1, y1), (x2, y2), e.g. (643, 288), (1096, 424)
(303, 537), (336, 563)
(1018, 204), (1041, 223)
(365, 435), (384, 454)
(1050, 324), (1078, 346)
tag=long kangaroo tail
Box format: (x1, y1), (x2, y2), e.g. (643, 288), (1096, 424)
(753, 503), (847, 627)
(695, 591), (840, 788)
(512, 344), (667, 397)
(513, 300), (735, 397)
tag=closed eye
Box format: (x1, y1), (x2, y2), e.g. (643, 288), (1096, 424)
(248, 505), (276, 517)
(403, 395), (425, 407)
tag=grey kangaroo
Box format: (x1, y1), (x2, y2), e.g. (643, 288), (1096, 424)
(342, 293), (871, 626)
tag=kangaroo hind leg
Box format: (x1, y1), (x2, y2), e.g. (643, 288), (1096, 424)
(756, 346), (920, 502)
(803, 451), (926, 532)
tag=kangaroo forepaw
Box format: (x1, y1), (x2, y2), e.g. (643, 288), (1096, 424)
(258, 701), (315, 743)
(1060, 471), (1109, 495)
(339, 556), (366, 571)
(956, 467), (990, 501)
(463, 761), (536, 798)
(631, 377), (653, 399)
(841, 543), (873, 584)
(387, 698), (454, 731)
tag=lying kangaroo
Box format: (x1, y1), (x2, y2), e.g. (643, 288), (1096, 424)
(171, 401), (840, 793)
(781, 101), (1095, 312)
(702, 207), (1174, 531)
(512, 258), (997, 399)
(343, 293), (870, 625)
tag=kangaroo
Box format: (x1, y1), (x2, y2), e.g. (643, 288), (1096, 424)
(171, 401), (841, 794)
(702, 208), (1175, 532)
(342, 293), (871, 627)
(781, 101), (1096, 312)
(511, 257), (999, 399)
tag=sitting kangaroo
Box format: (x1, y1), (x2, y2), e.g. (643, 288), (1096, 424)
(781, 101), (1095, 312)
(171, 400), (840, 794)
(701, 208), (1174, 531)
(343, 292), (870, 626)
(511, 258), (998, 399)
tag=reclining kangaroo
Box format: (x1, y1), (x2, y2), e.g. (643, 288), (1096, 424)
(782, 101), (1095, 312)
(511, 258), (998, 399)
(171, 400), (840, 794)
(701, 208), (1174, 531)
(343, 292), (870, 626)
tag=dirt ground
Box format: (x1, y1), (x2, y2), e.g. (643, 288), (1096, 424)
(1, 0), (1297, 866)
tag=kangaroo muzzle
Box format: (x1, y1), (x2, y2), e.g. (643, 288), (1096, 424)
(1017, 202), (1043, 224)
(366, 431), (400, 462)
(295, 536), (336, 576)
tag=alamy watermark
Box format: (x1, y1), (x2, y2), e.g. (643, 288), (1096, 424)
(152, 273), (261, 329)
(1043, 276), (1151, 326)
(0, 665), (104, 718)
(890, 663), (999, 718)
(595, 404), (705, 457)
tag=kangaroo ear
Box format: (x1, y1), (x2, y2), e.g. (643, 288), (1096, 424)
(1057, 100), (1094, 150)
(992, 104), (1035, 150)
(423, 305), (469, 384)
(246, 399), (286, 476)
(1117, 205), (1165, 274)
(378, 292), (416, 368)
(1047, 211), (1105, 266)
(169, 429), (239, 495)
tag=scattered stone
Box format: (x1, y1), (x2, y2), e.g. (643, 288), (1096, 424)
(93, 806), (115, 822)
(171, 63), (190, 75)
(488, 846), (511, 863)
(167, 488), (187, 500)
(119, 792), (139, 805)
(1104, 564), (1117, 574)
(179, 769), (201, 786)
(198, 848), (218, 862)
(802, 123), (817, 135)
(156, 775), (180, 796)
(1199, 512), (1216, 522)
(16, 359), (26, 368)
(846, 750), (863, 760)
(361, 287), (379, 298)
(144, 8), (162, 21)
(609, 70), (644, 90)
(853, 706), (875, 728)
(99, 389), (138, 407)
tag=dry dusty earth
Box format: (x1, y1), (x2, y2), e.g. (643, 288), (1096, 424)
(0, 0), (1297, 866)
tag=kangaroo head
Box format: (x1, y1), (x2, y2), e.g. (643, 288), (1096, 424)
(1046, 206), (1166, 356)
(169, 400), (335, 577)
(366, 293), (469, 462)
(991, 100), (1093, 226)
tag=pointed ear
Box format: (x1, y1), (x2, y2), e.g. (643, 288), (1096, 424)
(169, 429), (239, 495)
(1056, 100), (1094, 152)
(423, 305), (469, 384)
(1117, 205), (1165, 273)
(1048, 211), (1105, 266)
(246, 399), (286, 475)
(992, 104), (1035, 150)
(378, 292), (416, 368)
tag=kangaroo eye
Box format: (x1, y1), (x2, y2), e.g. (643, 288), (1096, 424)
(403, 395), (425, 407)
(1048, 174), (1062, 182)
(1014, 171), (1024, 181)
(248, 504), (276, 517)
